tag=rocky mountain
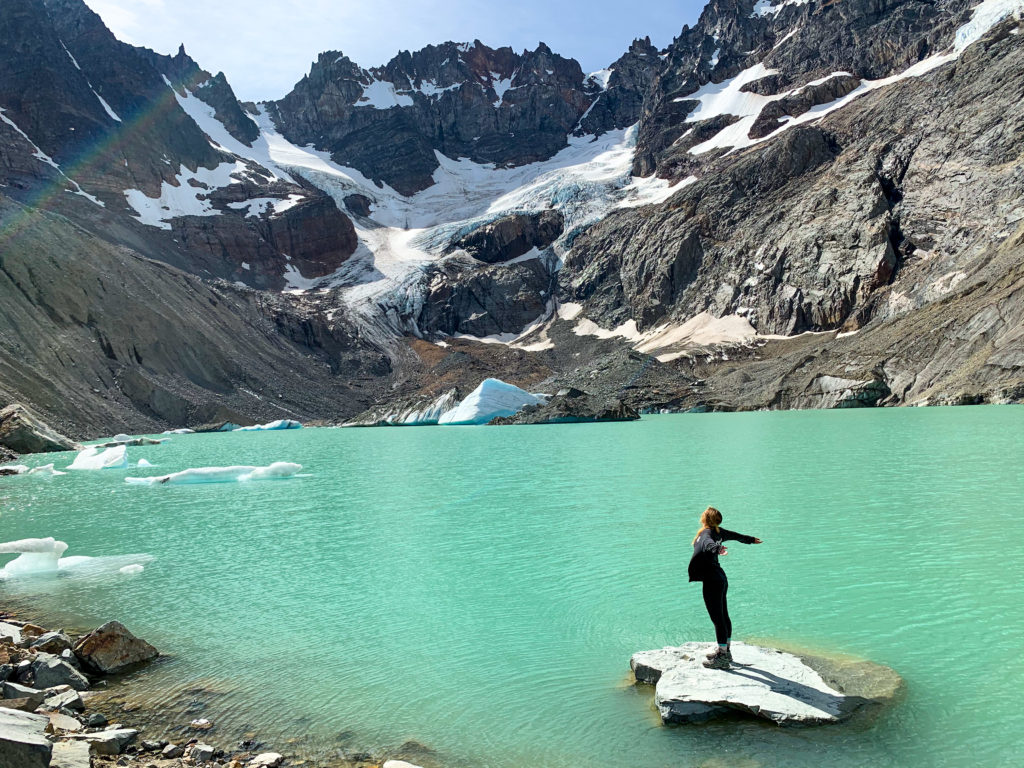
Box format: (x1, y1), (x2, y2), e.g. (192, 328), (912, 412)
(270, 38), (660, 194)
(0, 0), (1022, 438)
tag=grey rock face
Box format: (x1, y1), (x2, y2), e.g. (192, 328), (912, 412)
(272, 39), (656, 195)
(44, 687), (84, 712)
(410, 254), (556, 338)
(490, 387), (640, 424)
(30, 632), (74, 655)
(632, 642), (895, 724)
(21, 654), (89, 692)
(66, 727), (138, 756)
(3, 682), (45, 709)
(190, 742), (215, 762)
(450, 211), (564, 264)
(0, 707), (51, 768)
(0, 404), (80, 454)
(49, 740), (92, 768)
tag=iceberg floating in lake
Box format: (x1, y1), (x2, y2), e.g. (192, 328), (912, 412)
(0, 465), (29, 475)
(67, 444), (128, 470)
(0, 537), (68, 574)
(28, 463), (67, 476)
(125, 461), (303, 485)
(0, 537), (152, 580)
(137, 459), (154, 468)
(233, 419), (303, 431)
(438, 378), (547, 425)
(162, 428), (195, 434)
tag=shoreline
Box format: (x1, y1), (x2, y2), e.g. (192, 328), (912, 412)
(0, 605), (435, 768)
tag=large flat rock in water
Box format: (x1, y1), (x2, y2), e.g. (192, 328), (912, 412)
(631, 642), (899, 725)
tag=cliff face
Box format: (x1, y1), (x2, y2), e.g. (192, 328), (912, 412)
(0, 0), (1022, 435)
(270, 39), (660, 194)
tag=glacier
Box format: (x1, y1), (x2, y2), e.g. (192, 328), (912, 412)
(233, 419), (303, 431)
(438, 379), (546, 425)
(67, 444), (128, 470)
(125, 461), (303, 485)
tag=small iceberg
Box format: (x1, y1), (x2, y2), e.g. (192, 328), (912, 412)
(125, 461), (303, 485)
(0, 537), (68, 575)
(28, 463), (67, 476)
(68, 444), (128, 470)
(1, 463), (66, 476)
(0, 537), (153, 579)
(162, 428), (195, 434)
(137, 459), (154, 468)
(438, 378), (547, 425)
(119, 564), (145, 575)
(233, 419), (303, 432)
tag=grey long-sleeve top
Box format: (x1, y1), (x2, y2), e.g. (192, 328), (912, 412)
(687, 527), (756, 582)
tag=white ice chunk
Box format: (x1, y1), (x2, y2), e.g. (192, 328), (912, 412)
(162, 428), (195, 434)
(67, 445), (128, 471)
(1, 465), (29, 474)
(137, 459), (154, 468)
(119, 564), (144, 575)
(0, 537), (68, 575)
(125, 462), (303, 485)
(27, 464), (67, 476)
(232, 419), (303, 431)
(438, 378), (546, 425)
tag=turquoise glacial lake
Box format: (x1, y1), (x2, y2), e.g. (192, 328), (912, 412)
(1, 408), (1022, 767)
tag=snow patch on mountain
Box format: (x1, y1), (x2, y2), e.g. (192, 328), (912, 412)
(124, 161), (245, 229)
(357, 80), (414, 109)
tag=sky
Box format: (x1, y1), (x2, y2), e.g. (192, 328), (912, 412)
(82, 0), (707, 102)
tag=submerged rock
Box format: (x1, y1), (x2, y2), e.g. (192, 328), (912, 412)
(631, 642), (900, 725)
(0, 404), (80, 454)
(0, 707), (51, 768)
(73, 621), (158, 674)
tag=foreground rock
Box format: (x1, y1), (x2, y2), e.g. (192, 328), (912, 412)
(490, 387), (639, 425)
(0, 404), (80, 454)
(73, 621), (159, 674)
(631, 642), (901, 725)
(0, 707), (52, 768)
(65, 727), (138, 755)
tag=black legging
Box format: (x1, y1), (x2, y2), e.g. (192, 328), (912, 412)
(702, 576), (731, 645)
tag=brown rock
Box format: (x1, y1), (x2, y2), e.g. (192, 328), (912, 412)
(72, 621), (158, 674)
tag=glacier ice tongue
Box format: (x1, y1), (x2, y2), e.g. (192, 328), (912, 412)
(125, 461), (303, 485)
(67, 445), (128, 470)
(438, 378), (546, 425)
(233, 419), (303, 432)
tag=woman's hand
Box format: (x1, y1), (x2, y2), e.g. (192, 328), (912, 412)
(719, 546), (728, 556)
(753, 538), (763, 544)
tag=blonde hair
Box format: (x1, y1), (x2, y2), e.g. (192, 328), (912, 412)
(692, 506), (723, 544)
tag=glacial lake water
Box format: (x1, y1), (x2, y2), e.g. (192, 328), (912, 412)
(2, 408), (1022, 768)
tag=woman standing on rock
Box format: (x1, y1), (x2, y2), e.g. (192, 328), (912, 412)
(688, 506), (762, 670)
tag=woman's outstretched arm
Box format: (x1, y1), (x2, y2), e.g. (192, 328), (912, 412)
(719, 528), (763, 545)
